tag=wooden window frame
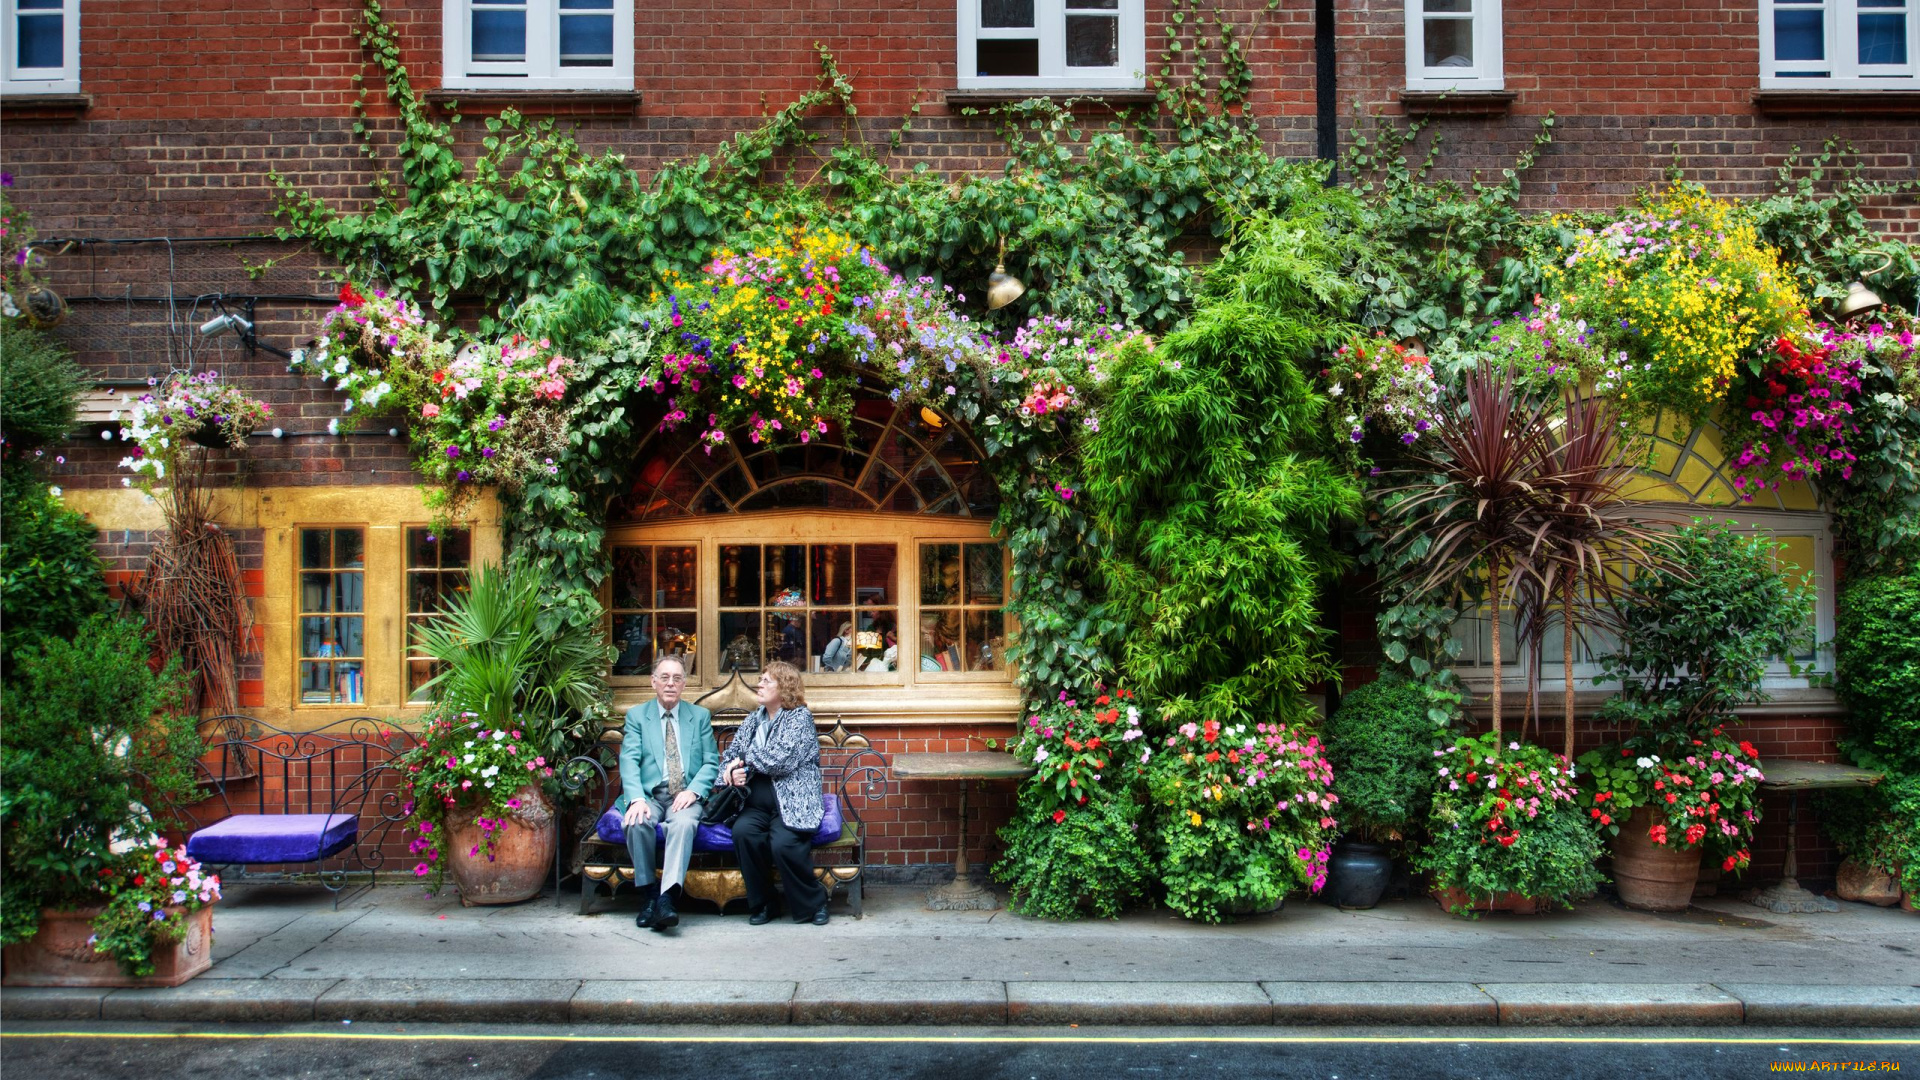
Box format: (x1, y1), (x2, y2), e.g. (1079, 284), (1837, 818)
(1760, 0), (1918, 89)
(1403, 0), (1505, 92)
(441, 0), (634, 91)
(402, 525), (473, 704)
(954, 0), (1146, 91)
(294, 526), (369, 709)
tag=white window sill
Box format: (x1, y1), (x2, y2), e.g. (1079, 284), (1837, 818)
(440, 77), (635, 92)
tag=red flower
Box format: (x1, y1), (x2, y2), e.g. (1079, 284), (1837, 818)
(1498, 835), (1517, 847)
(339, 283), (366, 308)
(1052, 810), (1066, 824)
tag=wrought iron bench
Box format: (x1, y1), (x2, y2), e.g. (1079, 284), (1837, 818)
(179, 716), (415, 908)
(558, 675), (889, 918)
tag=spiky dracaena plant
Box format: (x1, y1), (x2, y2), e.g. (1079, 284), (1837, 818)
(1384, 362), (1557, 746)
(412, 562), (613, 764)
(1520, 392), (1679, 759)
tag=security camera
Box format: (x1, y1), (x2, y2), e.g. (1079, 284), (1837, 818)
(199, 313), (254, 337)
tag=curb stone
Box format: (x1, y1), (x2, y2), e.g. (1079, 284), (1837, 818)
(1007, 982), (1272, 1025)
(101, 978), (339, 1022)
(313, 979), (579, 1023)
(1482, 983), (1744, 1026)
(790, 980), (1007, 1025)
(1719, 983), (1920, 1027)
(569, 980), (796, 1024)
(1262, 981), (1499, 1025)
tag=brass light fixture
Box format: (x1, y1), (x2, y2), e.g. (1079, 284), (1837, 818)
(985, 238), (1025, 311)
(1837, 251), (1895, 320)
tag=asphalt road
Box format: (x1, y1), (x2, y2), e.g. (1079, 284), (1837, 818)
(3, 1024), (1916, 1080)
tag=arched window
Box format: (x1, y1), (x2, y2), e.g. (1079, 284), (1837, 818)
(604, 393), (1012, 701)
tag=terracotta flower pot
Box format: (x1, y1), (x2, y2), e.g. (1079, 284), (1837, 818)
(1432, 886), (1540, 915)
(447, 783), (555, 906)
(2, 904), (213, 988)
(1610, 805), (1702, 912)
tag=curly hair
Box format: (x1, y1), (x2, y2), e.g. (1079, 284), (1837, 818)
(762, 660), (807, 709)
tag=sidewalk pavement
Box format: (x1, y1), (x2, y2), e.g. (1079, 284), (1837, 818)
(4, 882), (1916, 1027)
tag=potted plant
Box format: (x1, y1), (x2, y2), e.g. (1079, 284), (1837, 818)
(1418, 734), (1602, 916)
(402, 562), (611, 904)
(113, 369), (273, 480)
(1146, 716), (1340, 922)
(1579, 729), (1766, 911)
(1586, 519), (1814, 907)
(1322, 674), (1449, 909)
(1, 616), (210, 985)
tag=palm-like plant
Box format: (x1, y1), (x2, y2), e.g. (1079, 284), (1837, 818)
(413, 562), (612, 762)
(1521, 392), (1679, 759)
(1384, 362), (1558, 745)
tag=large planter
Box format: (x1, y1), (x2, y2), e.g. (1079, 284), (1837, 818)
(1432, 886), (1540, 915)
(1323, 840), (1393, 910)
(2, 904), (213, 988)
(1610, 806), (1703, 912)
(446, 783), (556, 906)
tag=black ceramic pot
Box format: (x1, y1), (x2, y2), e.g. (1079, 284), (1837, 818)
(1323, 839), (1393, 909)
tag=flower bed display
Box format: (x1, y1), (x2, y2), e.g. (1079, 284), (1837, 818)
(1417, 735), (1601, 916)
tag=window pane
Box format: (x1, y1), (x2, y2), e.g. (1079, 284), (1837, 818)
(1423, 17), (1475, 67)
(408, 659), (437, 703)
(964, 610), (1007, 672)
(335, 571), (364, 613)
(611, 613), (655, 676)
(657, 615), (697, 676)
(1859, 13), (1908, 63)
(301, 572), (337, 614)
(333, 661), (364, 704)
(765, 545), (807, 608)
(719, 544), (761, 607)
(921, 544), (961, 605)
(812, 610), (855, 672)
(855, 544), (897, 606)
(811, 544), (853, 606)
(300, 661), (334, 705)
(612, 546), (655, 608)
(338, 616), (365, 657)
(334, 530), (365, 568)
(719, 612), (762, 672)
(407, 529), (438, 569)
(918, 612), (961, 671)
(1423, 0), (1471, 10)
(1066, 0), (1118, 7)
(559, 13), (614, 66)
(301, 530), (332, 569)
(16, 13), (61, 68)
(766, 612), (806, 666)
(472, 8), (527, 61)
(1774, 9), (1826, 61)
(976, 39), (1040, 77)
(301, 616), (341, 659)
(982, 0), (1034, 27)
(1065, 15), (1119, 67)
(965, 544), (1005, 605)
(856, 610), (898, 672)
(657, 546), (697, 607)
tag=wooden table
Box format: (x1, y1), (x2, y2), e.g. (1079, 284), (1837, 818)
(1747, 760), (1882, 914)
(890, 751), (1037, 911)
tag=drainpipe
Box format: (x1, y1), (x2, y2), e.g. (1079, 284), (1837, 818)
(1315, 0), (1338, 172)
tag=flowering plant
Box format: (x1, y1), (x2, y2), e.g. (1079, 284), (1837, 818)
(1577, 730), (1765, 873)
(297, 285), (573, 502)
(113, 370), (273, 488)
(1544, 186), (1809, 418)
(1146, 715), (1339, 922)
(1416, 734), (1602, 914)
(994, 688), (1152, 919)
(396, 711), (556, 893)
(1725, 330), (1865, 499)
(87, 838), (221, 976)
(1323, 332), (1441, 447)
(979, 315), (1129, 436)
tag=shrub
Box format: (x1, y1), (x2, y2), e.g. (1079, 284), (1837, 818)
(1417, 734), (1602, 915)
(1833, 573), (1920, 773)
(0, 616), (200, 946)
(994, 795), (1151, 921)
(0, 320), (85, 449)
(0, 465), (108, 664)
(1323, 675), (1441, 840)
(1818, 770), (1920, 899)
(1595, 519), (1816, 742)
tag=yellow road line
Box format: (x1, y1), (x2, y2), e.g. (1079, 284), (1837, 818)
(4, 1032), (1918, 1046)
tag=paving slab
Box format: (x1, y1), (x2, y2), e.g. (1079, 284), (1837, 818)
(1007, 981), (1271, 1025)
(102, 978), (338, 1022)
(1483, 982), (1744, 1026)
(570, 981), (796, 1024)
(791, 979), (1006, 1025)
(313, 979), (579, 1023)
(1262, 981), (1497, 1025)
(0, 988), (107, 1020)
(1719, 983), (1920, 1027)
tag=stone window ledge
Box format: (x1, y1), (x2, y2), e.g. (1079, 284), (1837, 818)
(1397, 89), (1517, 117)
(0, 93), (92, 120)
(1753, 89), (1920, 117)
(423, 89), (641, 117)
(943, 87), (1157, 108)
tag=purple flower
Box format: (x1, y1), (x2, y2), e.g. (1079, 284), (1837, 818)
(456, 470), (471, 482)
(481, 447), (496, 458)
(446, 445), (460, 459)
(0, 172), (13, 187)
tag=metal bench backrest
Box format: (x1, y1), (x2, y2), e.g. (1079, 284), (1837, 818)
(186, 715), (416, 827)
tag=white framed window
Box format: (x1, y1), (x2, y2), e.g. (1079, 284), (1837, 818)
(1403, 0), (1504, 91)
(955, 0), (1145, 91)
(1761, 0), (1917, 88)
(441, 0), (633, 91)
(3, 0), (79, 95)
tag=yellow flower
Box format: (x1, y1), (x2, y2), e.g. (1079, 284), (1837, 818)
(1189, 811), (1203, 826)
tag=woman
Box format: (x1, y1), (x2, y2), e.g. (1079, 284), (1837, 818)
(718, 661), (830, 925)
(820, 620), (854, 672)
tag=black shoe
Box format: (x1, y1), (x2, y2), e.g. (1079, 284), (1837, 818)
(748, 907), (775, 926)
(811, 906), (830, 926)
(635, 899), (656, 930)
(649, 891), (679, 931)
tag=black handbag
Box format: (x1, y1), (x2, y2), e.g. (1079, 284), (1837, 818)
(699, 778), (749, 826)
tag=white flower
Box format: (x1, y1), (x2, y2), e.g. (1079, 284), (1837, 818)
(333, 359), (349, 375)
(342, 398), (355, 413)
(492, 730), (506, 741)
(463, 753), (476, 764)
(328, 418), (340, 435)
(1033, 747), (1049, 763)
(48, 486), (61, 497)
(1328, 383), (1344, 397)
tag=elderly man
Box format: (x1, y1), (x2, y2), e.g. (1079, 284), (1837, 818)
(616, 654), (718, 931)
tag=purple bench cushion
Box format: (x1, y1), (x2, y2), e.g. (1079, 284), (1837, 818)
(595, 794), (845, 850)
(186, 813), (358, 865)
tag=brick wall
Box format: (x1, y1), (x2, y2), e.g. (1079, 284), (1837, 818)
(97, 526), (270, 708)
